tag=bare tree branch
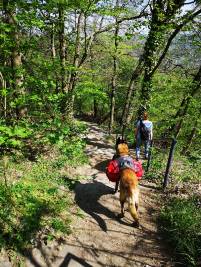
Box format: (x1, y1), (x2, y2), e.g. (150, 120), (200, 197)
(94, 7), (149, 36)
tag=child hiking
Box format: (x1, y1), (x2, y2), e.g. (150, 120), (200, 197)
(135, 111), (153, 160)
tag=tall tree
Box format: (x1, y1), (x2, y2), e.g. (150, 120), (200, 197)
(3, 0), (26, 118)
(181, 115), (200, 155)
(109, 0), (120, 134)
(121, 0), (201, 136)
(169, 64), (201, 138)
(58, 3), (68, 93)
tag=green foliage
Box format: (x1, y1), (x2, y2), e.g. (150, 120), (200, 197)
(0, 122), (32, 148)
(159, 196), (201, 266)
(0, 176), (71, 251)
(0, 0), (201, 264)
(141, 147), (168, 182)
(58, 137), (87, 165)
(172, 154), (201, 183)
(36, 119), (88, 164)
(75, 79), (108, 115)
(0, 145), (86, 254)
(150, 73), (191, 137)
(0, 116), (88, 261)
(51, 218), (71, 233)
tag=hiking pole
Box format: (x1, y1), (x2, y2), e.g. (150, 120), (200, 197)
(146, 139), (153, 172)
(163, 138), (177, 190)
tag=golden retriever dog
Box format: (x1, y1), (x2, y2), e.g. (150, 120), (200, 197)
(112, 137), (128, 194)
(117, 143), (140, 227)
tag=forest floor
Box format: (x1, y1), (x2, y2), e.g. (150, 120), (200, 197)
(1, 121), (175, 267)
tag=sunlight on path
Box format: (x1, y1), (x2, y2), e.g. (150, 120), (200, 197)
(25, 122), (174, 267)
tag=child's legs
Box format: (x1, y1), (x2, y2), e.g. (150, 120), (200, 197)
(144, 140), (150, 158)
(136, 135), (142, 158)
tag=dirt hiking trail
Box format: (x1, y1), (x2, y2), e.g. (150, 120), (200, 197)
(25, 122), (174, 267)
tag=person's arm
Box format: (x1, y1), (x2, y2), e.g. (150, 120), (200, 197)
(135, 121), (140, 138)
(150, 122), (153, 140)
(135, 127), (138, 138)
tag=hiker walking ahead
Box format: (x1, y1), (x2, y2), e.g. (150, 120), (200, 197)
(135, 112), (153, 160)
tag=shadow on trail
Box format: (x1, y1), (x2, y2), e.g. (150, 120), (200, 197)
(74, 180), (116, 232)
(62, 240), (160, 267)
(94, 159), (110, 172)
(74, 180), (135, 231)
(59, 252), (92, 267)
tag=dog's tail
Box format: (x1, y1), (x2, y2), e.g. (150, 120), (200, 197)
(124, 184), (139, 226)
(121, 169), (139, 226)
(128, 191), (139, 226)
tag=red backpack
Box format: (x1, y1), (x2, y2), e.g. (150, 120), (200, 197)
(106, 159), (144, 182)
(132, 160), (144, 179)
(106, 160), (120, 182)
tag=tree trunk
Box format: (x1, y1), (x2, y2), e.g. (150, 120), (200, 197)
(170, 65), (201, 137)
(121, 0), (200, 136)
(121, 60), (144, 137)
(93, 99), (98, 119)
(98, 107), (119, 125)
(181, 120), (198, 155)
(65, 12), (83, 120)
(0, 71), (7, 119)
(109, 0), (119, 135)
(58, 5), (67, 93)
(51, 23), (56, 59)
(4, 2), (26, 118)
(51, 22), (58, 93)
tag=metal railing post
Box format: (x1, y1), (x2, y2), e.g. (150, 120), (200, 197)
(163, 138), (177, 189)
(146, 139), (153, 172)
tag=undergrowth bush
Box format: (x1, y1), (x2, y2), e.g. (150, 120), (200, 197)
(0, 120), (33, 149)
(172, 155), (201, 183)
(142, 147), (168, 183)
(57, 137), (87, 166)
(0, 153), (86, 257)
(0, 119), (88, 262)
(143, 146), (201, 185)
(159, 196), (201, 266)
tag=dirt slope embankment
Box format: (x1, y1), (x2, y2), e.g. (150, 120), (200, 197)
(25, 122), (174, 267)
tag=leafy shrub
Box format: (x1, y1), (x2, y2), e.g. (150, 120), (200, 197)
(34, 118), (87, 158)
(51, 218), (71, 233)
(0, 178), (71, 251)
(58, 137), (87, 165)
(159, 196), (201, 266)
(0, 122), (32, 149)
(141, 147), (168, 183)
(172, 154), (201, 183)
(0, 153), (84, 253)
(141, 145), (201, 185)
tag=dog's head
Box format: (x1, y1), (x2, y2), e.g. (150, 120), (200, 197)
(117, 143), (129, 156)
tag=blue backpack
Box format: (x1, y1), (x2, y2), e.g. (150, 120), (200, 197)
(140, 119), (150, 140)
